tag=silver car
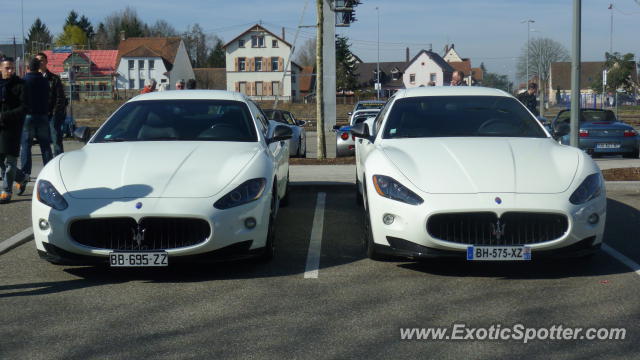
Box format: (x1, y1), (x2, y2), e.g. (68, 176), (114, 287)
(334, 109), (380, 157)
(264, 109), (307, 158)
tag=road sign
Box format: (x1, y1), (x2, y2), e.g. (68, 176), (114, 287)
(603, 69), (608, 86)
(53, 46), (72, 53)
(374, 82), (381, 90)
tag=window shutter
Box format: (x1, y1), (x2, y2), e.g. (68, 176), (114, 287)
(235, 82), (240, 92)
(278, 58), (284, 72)
(234, 58), (238, 72)
(250, 58), (255, 72)
(263, 57), (268, 72)
(250, 82), (255, 96)
(266, 81), (272, 95)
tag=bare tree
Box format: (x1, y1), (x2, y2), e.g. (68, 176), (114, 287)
(149, 20), (178, 37)
(182, 24), (208, 68)
(517, 37), (569, 88)
(295, 38), (316, 67)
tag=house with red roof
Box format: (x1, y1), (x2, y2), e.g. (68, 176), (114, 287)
(43, 50), (118, 99)
(115, 37), (194, 91)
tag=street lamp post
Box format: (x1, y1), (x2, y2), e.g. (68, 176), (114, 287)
(521, 19), (535, 87)
(376, 6), (380, 100)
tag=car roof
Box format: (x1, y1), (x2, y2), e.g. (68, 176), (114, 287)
(130, 90), (247, 102)
(356, 100), (386, 104)
(394, 86), (512, 99)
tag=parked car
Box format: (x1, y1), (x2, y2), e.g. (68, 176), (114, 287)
(551, 109), (639, 158)
(264, 109), (307, 158)
(33, 90), (292, 266)
(353, 87), (606, 261)
(334, 109), (380, 157)
(348, 100), (386, 117)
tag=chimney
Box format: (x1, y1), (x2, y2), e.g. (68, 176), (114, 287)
(405, 47), (410, 62)
(120, 30), (126, 41)
(282, 27), (285, 41)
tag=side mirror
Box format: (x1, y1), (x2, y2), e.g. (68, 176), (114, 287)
(332, 125), (341, 131)
(347, 112), (352, 116)
(73, 126), (91, 143)
(553, 123), (570, 139)
(350, 122), (370, 138)
(296, 120), (307, 126)
(268, 125), (293, 144)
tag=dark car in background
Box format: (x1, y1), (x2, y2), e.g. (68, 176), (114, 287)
(552, 109), (639, 158)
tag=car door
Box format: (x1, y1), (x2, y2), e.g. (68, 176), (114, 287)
(283, 112), (303, 152)
(250, 102), (288, 196)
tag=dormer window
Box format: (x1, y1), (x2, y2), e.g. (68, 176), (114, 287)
(252, 35), (265, 48)
(239, 39), (245, 48)
(272, 40), (278, 48)
(391, 68), (400, 81)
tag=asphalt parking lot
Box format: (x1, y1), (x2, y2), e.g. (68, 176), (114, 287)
(1, 185), (640, 359)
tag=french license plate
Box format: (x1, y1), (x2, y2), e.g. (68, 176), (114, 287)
(596, 143), (620, 149)
(109, 252), (168, 267)
(466, 246), (531, 261)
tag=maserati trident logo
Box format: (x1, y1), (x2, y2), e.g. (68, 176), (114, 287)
(491, 220), (506, 240)
(132, 224), (146, 247)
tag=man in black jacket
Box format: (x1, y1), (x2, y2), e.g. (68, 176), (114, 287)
(0, 57), (27, 203)
(35, 52), (66, 156)
(517, 83), (539, 116)
(18, 58), (52, 192)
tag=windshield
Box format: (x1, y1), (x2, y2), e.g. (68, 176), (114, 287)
(382, 96), (547, 139)
(355, 102), (385, 111)
(265, 110), (295, 125)
(93, 100), (257, 143)
(556, 110), (617, 124)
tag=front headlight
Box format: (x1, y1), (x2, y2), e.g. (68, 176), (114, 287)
(214, 178), (267, 209)
(372, 175), (424, 205)
(569, 173), (603, 205)
(37, 180), (68, 210)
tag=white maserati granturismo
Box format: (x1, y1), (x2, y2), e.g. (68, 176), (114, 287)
(353, 87), (606, 261)
(33, 90), (292, 266)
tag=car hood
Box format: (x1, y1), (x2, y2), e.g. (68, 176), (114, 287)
(380, 137), (579, 194)
(59, 141), (260, 199)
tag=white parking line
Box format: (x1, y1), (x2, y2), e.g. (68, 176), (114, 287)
(304, 192), (326, 279)
(602, 244), (640, 277)
(0, 227), (34, 255)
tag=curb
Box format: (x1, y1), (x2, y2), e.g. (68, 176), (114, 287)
(605, 181), (640, 192)
(0, 227), (34, 255)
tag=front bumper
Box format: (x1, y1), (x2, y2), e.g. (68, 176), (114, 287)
(367, 191), (607, 260)
(32, 193), (272, 264)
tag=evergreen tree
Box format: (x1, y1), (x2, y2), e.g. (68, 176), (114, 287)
(335, 35), (358, 91)
(26, 18), (53, 54)
(65, 10), (80, 27)
(206, 38), (226, 68)
(56, 25), (88, 47)
(78, 15), (95, 42)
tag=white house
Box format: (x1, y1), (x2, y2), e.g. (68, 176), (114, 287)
(115, 37), (195, 91)
(224, 24), (301, 101)
(403, 50), (454, 88)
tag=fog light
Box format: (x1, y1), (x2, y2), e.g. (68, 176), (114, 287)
(382, 214), (395, 225)
(38, 219), (50, 231)
(587, 213), (599, 225)
(244, 217), (257, 229)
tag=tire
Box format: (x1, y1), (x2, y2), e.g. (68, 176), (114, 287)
(362, 187), (382, 260)
(296, 139), (302, 158)
(355, 174), (363, 207)
(280, 173), (290, 207)
(256, 191), (277, 262)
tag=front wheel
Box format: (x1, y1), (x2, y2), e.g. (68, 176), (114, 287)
(363, 193), (382, 260)
(256, 192), (277, 262)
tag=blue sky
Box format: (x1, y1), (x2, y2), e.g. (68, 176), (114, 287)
(1, 0), (638, 83)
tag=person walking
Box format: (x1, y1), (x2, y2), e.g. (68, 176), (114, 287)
(517, 83), (539, 116)
(18, 58), (52, 193)
(34, 52), (66, 157)
(0, 57), (27, 203)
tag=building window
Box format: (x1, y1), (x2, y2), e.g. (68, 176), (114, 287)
(272, 40), (278, 48)
(409, 74), (416, 83)
(239, 82), (247, 94)
(256, 81), (263, 96)
(292, 90), (297, 97)
(252, 35), (265, 48)
(272, 81), (280, 96)
(430, 73), (437, 82)
(139, 60), (145, 69)
(149, 60), (155, 70)
(139, 79), (144, 89)
(292, 72), (297, 83)
(98, 83), (107, 91)
(271, 57), (279, 71)
(392, 70), (400, 81)
(129, 79), (135, 89)
(239, 57), (246, 71)
(128, 60), (134, 69)
(255, 57), (262, 71)
(239, 39), (245, 48)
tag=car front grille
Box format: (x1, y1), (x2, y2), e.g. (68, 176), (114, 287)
(426, 212), (569, 246)
(70, 217), (211, 250)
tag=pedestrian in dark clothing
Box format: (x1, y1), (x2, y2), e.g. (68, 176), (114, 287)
(0, 57), (27, 203)
(18, 58), (53, 192)
(186, 79), (197, 89)
(35, 53), (66, 156)
(517, 83), (539, 116)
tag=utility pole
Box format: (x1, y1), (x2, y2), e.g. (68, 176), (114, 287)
(316, 0), (326, 159)
(570, 0), (581, 148)
(609, 3), (613, 53)
(376, 6), (380, 100)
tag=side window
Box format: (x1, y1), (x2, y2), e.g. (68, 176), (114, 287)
(374, 99), (393, 136)
(283, 112), (296, 126)
(248, 101), (269, 137)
